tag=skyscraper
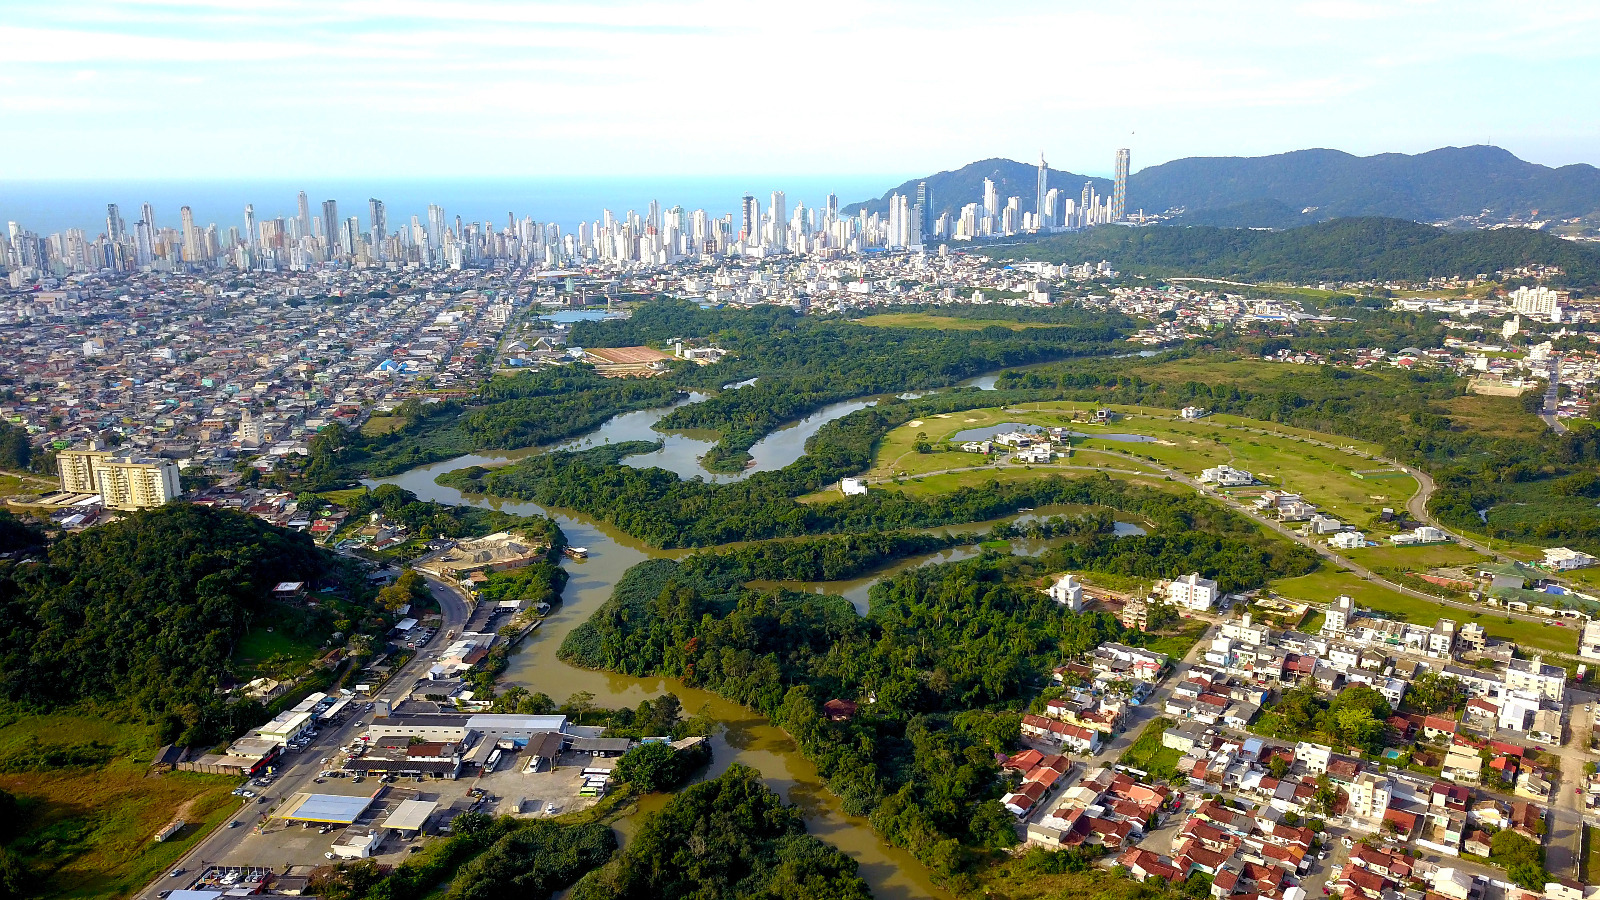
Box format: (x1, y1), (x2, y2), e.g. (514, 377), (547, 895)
(244, 204), (257, 249)
(915, 181), (931, 240)
(321, 200), (340, 256)
(369, 198), (386, 246)
(180, 206), (199, 262)
(740, 195), (758, 243)
(297, 192), (313, 239)
(1080, 182), (1093, 225)
(1035, 154), (1049, 226)
(141, 203), (157, 233)
(769, 191), (786, 250)
(427, 204), (446, 250)
(983, 178), (998, 218)
(1112, 148), (1130, 221)
(105, 204), (124, 243)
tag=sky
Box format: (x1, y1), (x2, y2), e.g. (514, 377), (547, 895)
(4, 0), (1600, 181)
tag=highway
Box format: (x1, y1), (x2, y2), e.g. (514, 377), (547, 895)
(139, 572), (472, 899)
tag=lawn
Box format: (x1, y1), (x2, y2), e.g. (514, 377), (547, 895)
(231, 603), (329, 680)
(1586, 827), (1600, 884)
(866, 403), (1410, 524)
(1270, 568), (1577, 655)
(1118, 717), (1181, 780)
(853, 313), (1069, 331)
(0, 712), (242, 900)
(1343, 542), (1487, 572)
(879, 466), (1174, 499)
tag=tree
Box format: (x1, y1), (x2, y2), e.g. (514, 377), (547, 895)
(613, 742), (683, 793)
(1406, 671), (1465, 715)
(1267, 755), (1291, 779)
(969, 800), (1020, 849)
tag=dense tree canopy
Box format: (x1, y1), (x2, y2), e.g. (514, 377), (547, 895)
(0, 505), (355, 745)
(568, 765), (870, 900)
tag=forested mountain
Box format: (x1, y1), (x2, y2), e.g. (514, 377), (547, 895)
(851, 145), (1600, 226)
(985, 217), (1600, 288)
(1140, 145), (1600, 224)
(843, 158), (1113, 221)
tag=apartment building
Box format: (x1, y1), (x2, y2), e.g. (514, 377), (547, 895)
(56, 448), (182, 510)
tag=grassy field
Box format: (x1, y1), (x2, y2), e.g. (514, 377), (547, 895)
(1442, 394), (1548, 441)
(879, 466), (1174, 499)
(318, 487), (369, 506)
(1587, 827), (1600, 884)
(853, 312), (1069, 331)
(1270, 568), (1577, 655)
(1118, 718), (1181, 780)
(1343, 542), (1487, 572)
(866, 403), (1411, 524)
(0, 713), (242, 900)
(0, 468), (56, 498)
(360, 415), (408, 436)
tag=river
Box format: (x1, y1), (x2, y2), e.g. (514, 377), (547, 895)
(368, 395), (961, 899)
(362, 370), (1119, 900)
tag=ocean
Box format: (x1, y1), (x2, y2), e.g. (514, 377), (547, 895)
(0, 176), (903, 238)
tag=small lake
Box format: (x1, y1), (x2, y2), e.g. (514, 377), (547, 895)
(1062, 430), (1159, 443)
(948, 422), (1043, 442)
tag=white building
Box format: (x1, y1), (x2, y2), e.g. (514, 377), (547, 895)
(331, 828), (384, 860)
(1498, 689), (1542, 732)
(840, 477), (867, 497)
(1322, 595), (1356, 635)
(1580, 620), (1600, 663)
(1200, 465), (1255, 487)
(1544, 547), (1597, 571)
(1165, 573), (1219, 611)
(1509, 285), (1563, 322)
(1329, 531), (1365, 550)
(1505, 655), (1566, 702)
(1428, 620), (1456, 659)
(1346, 771), (1393, 825)
(1045, 573), (1084, 611)
(1180, 406), (1209, 419)
(1308, 515), (1344, 535)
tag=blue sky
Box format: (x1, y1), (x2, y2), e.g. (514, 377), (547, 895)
(4, 0), (1599, 180)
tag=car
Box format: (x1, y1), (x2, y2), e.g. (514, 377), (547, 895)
(314, 778), (326, 784)
(545, 803), (559, 814)
(258, 795), (270, 803)
(168, 868), (185, 878)
(240, 790), (256, 798)
(159, 891), (173, 898)
(228, 821), (243, 828)
(325, 852), (336, 860)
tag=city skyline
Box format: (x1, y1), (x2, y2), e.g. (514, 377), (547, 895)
(4, 1), (1599, 180)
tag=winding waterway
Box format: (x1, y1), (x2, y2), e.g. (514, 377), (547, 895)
(362, 368), (1122, 900)
(369, 394), (961, 899)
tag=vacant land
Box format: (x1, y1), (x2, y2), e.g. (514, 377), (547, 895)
(359, 415), (408, 437)
(1442, 393), (1548, 442)
(0, 468), (57, 498)
(854, 312), (1070, 331)
(1118, 718), (1181, 780)
(1270, 568), (1576, 655)
(1343, 542), (1487, 572)
(0, 713), (242, 900)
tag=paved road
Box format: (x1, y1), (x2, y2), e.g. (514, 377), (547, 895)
(139, 571), (472, 899)
(1541, 359), (1569, 435)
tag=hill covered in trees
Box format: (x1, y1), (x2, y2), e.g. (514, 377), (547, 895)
(852, 145), (1600, 226)
(985, 217), (1600, 289)
(0, 504), (363, 745)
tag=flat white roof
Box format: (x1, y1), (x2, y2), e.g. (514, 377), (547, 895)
(466, 714), (568, 732)
(276, 791), (374, 824)
(383, 799), (437, 832)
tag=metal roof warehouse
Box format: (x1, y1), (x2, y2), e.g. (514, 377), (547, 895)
(274, 791), (376, 825)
